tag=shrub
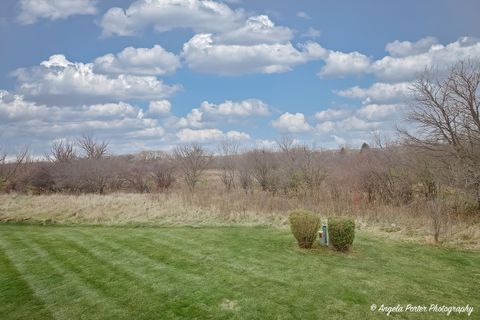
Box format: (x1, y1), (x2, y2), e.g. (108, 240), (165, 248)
(289, 210), (320, 248)
(328, 217), (355, 251)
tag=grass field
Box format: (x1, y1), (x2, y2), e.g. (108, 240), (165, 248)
(2, 194), (479, 250)
(0, 224), (478, 319)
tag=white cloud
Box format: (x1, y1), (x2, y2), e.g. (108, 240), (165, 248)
(357, 104), (401, 121)
(321, 37), (480, 82)
(314, 108), (349, 121)
(128, 127), (165, 138)
(311, 102), (407, 147)
(148, 100), (172, 115)
(83, 102), (138, 118)
(93, 45), (180, 76)
(315, 121), (335, 134)
(319, 51), (371, 77)
(176, 99), (269, 128)
(99, 1), (325, 75)
(371, 37), (480, 82)
(253, 139), (277, 149)
(182, 34), (326, 75)
(176, 128), (250, 142)
(177, 108), (204, 128)
(18, 0), (97, 25)
(271, 112), (312, 133)
(200, 99), (269, 116)
(341, 116), (380, 131)
(385, 36), (438, 57)
(225, 130), (251, 140)
(214, 15), (293, 45)
(100, 0), (244, 37)
(0, 90), (48, 121)
(0, 90), (171, 154)
(336, 82), (411, 103)
(13, 54), (180, 105)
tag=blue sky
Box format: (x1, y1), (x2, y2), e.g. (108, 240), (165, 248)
(1, 0), (480, 155)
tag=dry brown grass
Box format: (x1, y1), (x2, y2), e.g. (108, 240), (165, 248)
(0, 192), (288, 227)
(1, 187), (479, 250)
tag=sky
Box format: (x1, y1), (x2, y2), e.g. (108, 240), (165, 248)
(1, 0), (480, 155)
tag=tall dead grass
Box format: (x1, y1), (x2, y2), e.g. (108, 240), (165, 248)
(1, 187), (478, 249)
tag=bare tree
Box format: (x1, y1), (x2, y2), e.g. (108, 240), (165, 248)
(218, 139), (239, 191)
(152, 158), (176, 192)
(249, 149), (277, 192)
(121, 161), (151, 193)
(300, 146), (327, 191)
(426, 199), (447, 243)
(174, 144), (211, 193)
(277, 134), (296, 162)
(238, 159), (253, 195)
(77, 134), (109, 159)
(48, 140), (76, 163)
(1, 147), (30, 191)
(400, 61), (480, 207)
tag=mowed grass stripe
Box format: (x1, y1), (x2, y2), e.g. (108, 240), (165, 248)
(0, 241), (52, 320)
(68, 228), (209, 286)
(83, 227), (480, 318)
(24, 230), (192, 319)
(94, 228), (291, 287)
(74, 227), (363, 318)
(65, 227), (281, 319)
(67, 228), (275, 318)
(36, 226), (234, 319)
(1, 230), (127, 320)
(62, 226), (480, 319)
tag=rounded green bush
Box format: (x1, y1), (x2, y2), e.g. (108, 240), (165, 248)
(328, 217), (355, 251)
(289, 210), (321, 248)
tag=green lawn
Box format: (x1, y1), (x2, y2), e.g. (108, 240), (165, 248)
(0, 225), (478, 319)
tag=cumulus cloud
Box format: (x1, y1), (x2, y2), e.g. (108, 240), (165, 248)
(176, 128), (250, 142)
(253, 139), (277, 149)
(0, 90), (170, 153)
(313, 102), (404, 148)
(356, 104), (401, 121)
(315, 121), (335, 134)
(322, 37), (480, 81)
(371, 37), (480, 82)
(17, 0), (97, 25)
(176, 99), (269, 128)
(100, 0), (244, 37)
(340, 116), (381, 131)
(177, 108), (204, 128)
(93, 45), (180, 76)
(319, 50), (371, 78)
(182, 34), (326, 75)
(336, 82), (411, 103)
(128, 127), (166, 138)
(199, 99), (269, 117)
(271, 112), (312, 133)
(13, 54), (180, 105)
(1, 90), (144, 123)
(99, 1), (326, 75)
(314, 108), (349, 121)
(385, 36), (438, 57)
(148, 100), (172, 115)
(0, 90), (48, 121)
(213, 15), (293, 45)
